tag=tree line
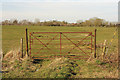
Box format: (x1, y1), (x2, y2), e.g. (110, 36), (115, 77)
(2, 17), (117, 27)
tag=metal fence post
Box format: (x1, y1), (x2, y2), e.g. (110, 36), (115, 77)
(25, 28), (29, 56)
(94, 29), (97, 58)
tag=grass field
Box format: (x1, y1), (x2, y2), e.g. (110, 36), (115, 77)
(2, 25), (118, 78)
(2, 25), (118, 56)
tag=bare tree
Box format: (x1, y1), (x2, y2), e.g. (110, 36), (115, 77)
(19, 19), (29, 25)
(13, 19), (18, 25)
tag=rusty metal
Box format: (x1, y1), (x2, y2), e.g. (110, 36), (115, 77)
(94, 29), (97, 58)
(32, 32), (92, 34)
(25, 28), (29, 56)
(67, 33), (91, 54)
(29, 32), (94, 60)
(31, 34), (50, 50)
(31, 37), (91, 40)
(60, 32), (62, 54)
(91, 32), (92, 53)
(34, 52), (56, 54)
(31, 42), (92, 45)
(46, 34), (59, 45)
(62, 33), (87, 54)
(33, 55), (89, 58)
(35, 34), (59, 54)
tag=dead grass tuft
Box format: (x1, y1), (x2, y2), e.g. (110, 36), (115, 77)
(3, 48), (23, 62)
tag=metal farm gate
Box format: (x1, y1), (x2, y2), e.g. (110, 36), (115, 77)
(29, 30), (96, 60)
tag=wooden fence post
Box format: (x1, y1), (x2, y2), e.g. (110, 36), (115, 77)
(102, 40), (107, 60)
(94, 29), (97, 58)
(25, 28), (29, 57)
(20, 38), (23, 58)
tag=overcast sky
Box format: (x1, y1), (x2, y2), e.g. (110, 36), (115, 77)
(0, 0), (119, 23)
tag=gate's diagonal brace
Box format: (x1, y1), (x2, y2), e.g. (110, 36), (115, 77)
(62, 33), (87, 54)
(66, 33), (91, 54)
(31, 34), (50, 50)
(46, 34), (59, 45)
(35, 34), (59, 54)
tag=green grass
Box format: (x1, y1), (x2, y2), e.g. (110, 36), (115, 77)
(2, 25), (118, 57)
(2, 57), (118, 78)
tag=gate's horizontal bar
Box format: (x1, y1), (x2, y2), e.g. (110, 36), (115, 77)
(32, 57), (55, 60)
(32, 57), (89, 60)
(29, 38), (91, 40)
(30, 42), (91, 45)
(61, 52), (92, 54)
(32, 55), (90, 58)
(31, 32), (92, 34)
(30, 48), (92, 50)
(33, 52), (57, 54)
(30, 48), (60, 49)
(31, 52), (91, 55)
(32, 55), (90, 60)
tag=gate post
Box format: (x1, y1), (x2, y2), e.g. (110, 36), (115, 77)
(94, 29), (97, 58)
(60, 32), (62, 55)
(25, 28), (29, 56)
(91, 32), (92, 53)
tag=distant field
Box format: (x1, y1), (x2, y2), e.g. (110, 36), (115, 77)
(2, 25), (118, 58)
